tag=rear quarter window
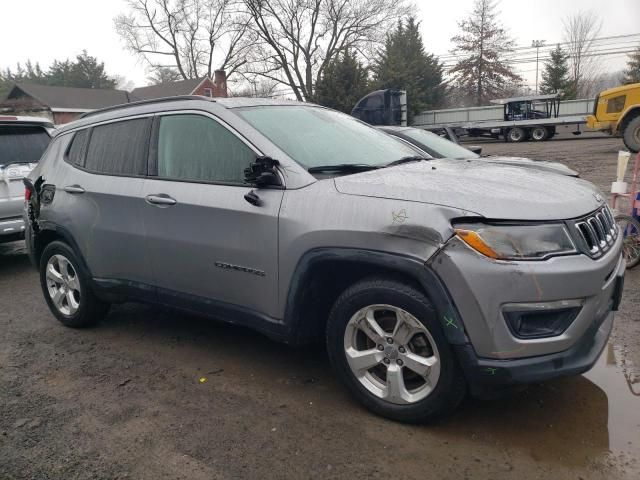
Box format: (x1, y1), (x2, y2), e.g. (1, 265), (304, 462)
(0, 125), (51, 165)
(84, 118), (150, 175)
(66, 129), (89, 167)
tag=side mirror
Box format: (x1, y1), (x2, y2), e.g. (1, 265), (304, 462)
(244, 156), (282, 188)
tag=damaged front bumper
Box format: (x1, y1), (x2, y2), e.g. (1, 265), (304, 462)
(454, 304), (615, 397)
(428, 230), (625, 396)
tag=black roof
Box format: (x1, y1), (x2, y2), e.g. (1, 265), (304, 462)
(7, 83), (132, 109)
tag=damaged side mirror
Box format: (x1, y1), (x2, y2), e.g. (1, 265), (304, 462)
(244, 156), (282, 188)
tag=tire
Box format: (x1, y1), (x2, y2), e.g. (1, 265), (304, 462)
(531, 126), (549, 141)
(326, 276), (466, 423)
(507, 127), (527, 143)
(616, 215), (640, 269)
(39, 241), (110, 327)
(622, 115), (640, 153)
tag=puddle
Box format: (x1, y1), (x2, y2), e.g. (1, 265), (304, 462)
(584, 343), (640, 456)
(428, 342), (640, 469)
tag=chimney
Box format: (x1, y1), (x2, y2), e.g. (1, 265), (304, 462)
(213, 70), (228, 98)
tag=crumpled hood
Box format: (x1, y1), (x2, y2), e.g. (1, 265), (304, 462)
(333, 159), (603, 221)
(482, 156), (578, 177)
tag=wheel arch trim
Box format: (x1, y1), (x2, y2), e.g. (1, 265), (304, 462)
(34, 221), (93, 279)
(284, 247), (470, 346)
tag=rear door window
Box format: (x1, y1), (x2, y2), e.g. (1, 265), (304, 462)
(85, 118), (150, 175)
(0, 125), (50, 166)
(155, 114), (256, 184)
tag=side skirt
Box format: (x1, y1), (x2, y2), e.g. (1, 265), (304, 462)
(91, 278), (290, 342)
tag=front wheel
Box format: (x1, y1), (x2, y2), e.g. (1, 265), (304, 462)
(622, 115), (640, 153)
(616, 214), (640, 269)
(326, 277), (466, 423)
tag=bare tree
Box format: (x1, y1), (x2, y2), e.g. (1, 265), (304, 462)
(241, 0), (410, 101)
(115, 0), (251, 80)
(449, 0), (521, 106)
(229, 78), (279, 97)
(563, 10), (602, 98)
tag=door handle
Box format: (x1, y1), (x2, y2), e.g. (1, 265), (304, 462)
(63, 185), (85, 194)
(145, 194), (177, 206)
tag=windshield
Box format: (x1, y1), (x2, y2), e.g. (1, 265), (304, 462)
(401, 129), (479, 160)
(0, 126), (50, 165)
(236, 105), (418, 168)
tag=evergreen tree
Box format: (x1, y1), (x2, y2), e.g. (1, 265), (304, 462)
(1, 51), (117, 99)
(47, 51), (117, 89)
(314, 50), (369, 113)
(540, 44), (573, 98)
(449, 0), (521, 106)
(623, 44), (640, 84)
(0, 61), (47, 99)
(373, 17), (444, 120)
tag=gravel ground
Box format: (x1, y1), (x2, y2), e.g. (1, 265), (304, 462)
(1, 134), (639, 479)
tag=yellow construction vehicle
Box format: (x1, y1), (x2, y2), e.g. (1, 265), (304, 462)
(587, 82), (640, 152)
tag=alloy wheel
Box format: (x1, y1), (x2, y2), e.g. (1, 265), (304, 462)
(343, 304), (441, 405)
(45, 254), (81, 316)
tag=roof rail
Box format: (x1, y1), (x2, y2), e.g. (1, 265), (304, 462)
(79, 95), (212, 119)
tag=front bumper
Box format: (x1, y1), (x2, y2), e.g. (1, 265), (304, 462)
(455, 301), (615, 397)
(429, 227), (625, 395)
(431, 231), (624, 360)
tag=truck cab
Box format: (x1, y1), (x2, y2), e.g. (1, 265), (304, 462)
(587, 82), (640, 152)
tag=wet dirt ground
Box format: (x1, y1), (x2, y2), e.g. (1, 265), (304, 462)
(1, 134), (639, 479)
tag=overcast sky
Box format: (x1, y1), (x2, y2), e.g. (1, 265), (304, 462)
(1, 0), (639, 90)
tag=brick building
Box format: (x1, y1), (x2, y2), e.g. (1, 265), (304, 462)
(131, 70), (228, 100)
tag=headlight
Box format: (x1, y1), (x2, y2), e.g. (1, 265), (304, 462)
(454, 223), (576, 260)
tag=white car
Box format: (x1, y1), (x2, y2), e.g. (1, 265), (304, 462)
(0, 115), (53, 242)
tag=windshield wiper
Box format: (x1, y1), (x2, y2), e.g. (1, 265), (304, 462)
(308, 163), (380, 173)
(385, 155), (428, 167)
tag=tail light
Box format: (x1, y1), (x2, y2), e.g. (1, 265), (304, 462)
(23, 178), (35, 202)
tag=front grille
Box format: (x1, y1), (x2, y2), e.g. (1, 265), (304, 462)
(573, 205), (617, 258)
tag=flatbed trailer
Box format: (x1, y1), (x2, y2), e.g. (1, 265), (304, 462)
(414, 94), (590, 143)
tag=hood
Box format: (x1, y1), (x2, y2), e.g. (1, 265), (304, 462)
(333, 159), (603, 221)
(483, 156), (578, 177)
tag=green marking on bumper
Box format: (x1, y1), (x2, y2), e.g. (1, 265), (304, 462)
(444, 315), (458, 329)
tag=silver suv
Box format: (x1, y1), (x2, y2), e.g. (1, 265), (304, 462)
(24, 97), (625, 423)
(1, 116), (52, 242)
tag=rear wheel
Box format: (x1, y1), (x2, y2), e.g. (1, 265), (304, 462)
(507, 127), (528, 143)
(622, 115), (640, 153)
(326, 277), (466, 423)
(40, 241), (110, 327)
(616, 215), (640, 269)
(531, 126), (549, 141)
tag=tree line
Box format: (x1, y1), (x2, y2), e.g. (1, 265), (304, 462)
(2, 0), (640, 113)
(0, 51), (118, 99)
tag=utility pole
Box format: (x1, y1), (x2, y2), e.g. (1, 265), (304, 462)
(532, 40), (546, 94)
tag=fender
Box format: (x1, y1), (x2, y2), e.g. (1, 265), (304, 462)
(33, 221), (93, 279)
(616, 105), (640, 133)
(284, 247), (470, 346)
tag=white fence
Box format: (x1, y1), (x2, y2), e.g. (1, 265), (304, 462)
(413, 98), (594, 126)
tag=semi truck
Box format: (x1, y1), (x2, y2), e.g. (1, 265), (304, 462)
(586, 82), (640, 152)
